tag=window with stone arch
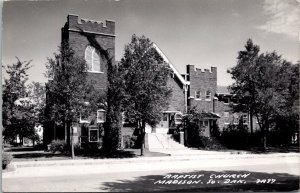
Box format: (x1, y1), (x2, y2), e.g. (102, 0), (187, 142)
(85, 46), (102, 72)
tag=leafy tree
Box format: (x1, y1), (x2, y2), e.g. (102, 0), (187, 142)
(182, 107), (206, 148)
(2, 58), (35, 143)
(45, 43), (104, 158)
(119, 35), (172, 155)
(228, 39), (299, 149)
(272, 61), (299, 145)
(227, 39), (260, 135)
(27, 81), (46, 126)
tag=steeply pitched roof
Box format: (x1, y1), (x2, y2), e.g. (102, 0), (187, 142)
(152, 43), (189, 86)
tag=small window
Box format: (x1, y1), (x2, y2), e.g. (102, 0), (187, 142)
(195, 91), (201, 100)
(89, 127), (99, 142)
(97, 110), (106, 123)
(204, 120), (209, 126)
(85, 46), (102, 73)
(80, 110), (90, 123)
(224, 97), (230, 104)
(200, 121), (203, 126)
(205, 91), (211, 101)
(175, 113), (182, 125)
(243, 114), (248, 125)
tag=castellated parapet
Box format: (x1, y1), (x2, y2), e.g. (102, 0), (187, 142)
(187, 65), (217, 77)
(66, 14), (115, 36)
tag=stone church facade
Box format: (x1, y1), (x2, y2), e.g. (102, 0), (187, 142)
(44, 14), (252, 147)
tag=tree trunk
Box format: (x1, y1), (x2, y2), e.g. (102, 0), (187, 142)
(250, 109), (253, 135)
(140, 120), (146, 156)
(65, 121), (70, 146)
(262, 135), (267, 151)
(71, 123), (75, 159)
(262, 126), (268, 152)
(249, 109), (253, 147)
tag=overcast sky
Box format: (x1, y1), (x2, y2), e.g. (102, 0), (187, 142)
(2, 0), (299, 86)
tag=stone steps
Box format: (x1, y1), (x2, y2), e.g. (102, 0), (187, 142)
(147, 133), (187, 151)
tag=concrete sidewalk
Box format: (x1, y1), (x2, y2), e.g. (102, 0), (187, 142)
(3, 153), (299, 179)
(8, 152), (299, 168)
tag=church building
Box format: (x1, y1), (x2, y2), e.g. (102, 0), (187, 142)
(44, 14), (250, 148)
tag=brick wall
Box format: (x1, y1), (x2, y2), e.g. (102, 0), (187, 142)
(187, 65), (217, 112)
(215, 100), (231, 130)
(166, 75), (185, 113)
(62, 14), (116, 95)
(215, 100), (260, 132)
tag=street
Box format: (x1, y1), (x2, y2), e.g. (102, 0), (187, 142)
(2, 154), (299, 192)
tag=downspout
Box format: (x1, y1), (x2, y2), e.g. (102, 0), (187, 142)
(184, 84), (188, 114)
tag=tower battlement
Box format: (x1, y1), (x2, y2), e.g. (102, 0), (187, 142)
(66, 14), (115, 36)
(187, 65), (217, 76)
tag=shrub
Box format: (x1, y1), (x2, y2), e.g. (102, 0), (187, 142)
(198, 136), (225, 150)
(2, 152), (13, 169)
(49, 140), (67, 153)
(220, 124), (249, 149)
(123, 135), (136, 148)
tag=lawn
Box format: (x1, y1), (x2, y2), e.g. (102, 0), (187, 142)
(4, 146), (170, 162)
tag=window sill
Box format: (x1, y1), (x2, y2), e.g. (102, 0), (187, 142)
(80, 120), (90, 124)
(87, 71), (104, 74)
(205, 99), (211, 101)
(195, 98), (202, 101)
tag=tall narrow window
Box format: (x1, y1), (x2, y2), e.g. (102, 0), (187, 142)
(80, 109), (90, 123)
(243, 114), (248, 125)
(195, 91), (201, 100)
(85, 46), (102, 72)
(97, 110), (106, 123)
(89, 126), (99, 142)
(205, 91), (211, 101)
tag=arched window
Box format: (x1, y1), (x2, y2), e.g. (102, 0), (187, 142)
(85, 46), (102, 72)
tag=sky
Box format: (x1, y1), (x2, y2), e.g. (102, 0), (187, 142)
(2, 0), (299, 86)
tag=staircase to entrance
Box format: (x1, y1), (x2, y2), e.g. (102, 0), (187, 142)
(146, 133), (187, 152)
(145, 133), (235, 156)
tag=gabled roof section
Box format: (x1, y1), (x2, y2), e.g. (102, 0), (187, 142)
(152, 43), (189, 86)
